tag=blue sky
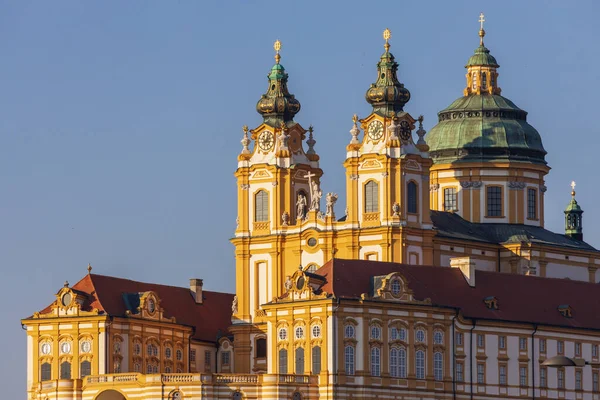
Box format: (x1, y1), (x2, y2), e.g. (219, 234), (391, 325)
(1, 1), (598, 395)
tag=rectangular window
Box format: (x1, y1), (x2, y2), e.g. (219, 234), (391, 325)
(477, 363), (485, 384)
(40, 363), (52, 381)
(444, 187), (457, 211)
(558, 369), (565, 389)
(456, 332), (463, 346)
(519, 337), (527, 351)
(256, 338), (267, 358)
(204, 350), (211, 371)
(593, 371), (599, 392)
(416, 350), (425, 380)
(190, 349), (196, 362)
(407, 181), (418, 214)
(254, 190), (269, 222)
(80, 361), (91, 378)
(344, 346), (355, 376)
(519, 366), (527, 387)
(499, 365), (507, 385)
(575, 342), (582, 356)
(558, 340), (564, 354)
(312, 346), (321, 374)
(486, 186), (502, 217)
(576, 370), (583, 390)
(593, 344), (599, 358)
(370, 347), (381, 377)
(279, 349), (288, 374)
(539, 338), (546, 353)
(365, 181), (379, 213)
(498, 335), (506, 350)
(221, 351), (230, 366)
(434, 352), (443, 381)
(540, 367), (547, 388)
(527, 188), (537, 219)
(477, 334), (485, 348)
(456, 362), (464, 382)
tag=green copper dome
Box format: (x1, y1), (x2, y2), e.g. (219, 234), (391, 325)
(427, 94), (546, 164)
(256, 55), (301, 128)
(466, 45), (499, 67)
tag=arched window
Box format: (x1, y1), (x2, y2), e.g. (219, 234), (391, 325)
(80, 360), (91, 378)
(416, 350), (425, 379)
(60, 361), (71, 379)
(390, 347), (407, 378)
(407, 181), (418, 214)
(434, 352), (443, 381)
(364, 181), (379, 213)
(312, 346), (321, 374)
(41, 362), (52, 381)
(256, 338), (267, 358)
(344, 346), (355, 375)
(491, 73), (496, 87)
(171, 391), (182, 400)
(232, 392), (243, 400)
(472, 72), (478, 89)
(370, 347), (381, 377)
(279, 348), (288, 374)
(295, 347), (305, 374)
(481, 72), (487, 90)
(254, 190), (269, 222)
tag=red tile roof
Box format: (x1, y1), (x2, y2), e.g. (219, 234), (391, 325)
(37, 273), (234, 343)
(317, 259), (600, 330)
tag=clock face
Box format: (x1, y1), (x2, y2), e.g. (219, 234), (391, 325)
(258, 131), (274, 151)
(60, 342), (71, 354)
(399, 120), (411, 141)
(81, 341), (91, 354)
(368, 121), (384, 141)
(41, 343), (51, 355)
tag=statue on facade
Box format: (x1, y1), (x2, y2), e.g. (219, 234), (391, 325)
(309, 180), (322, 211)
(284, 276), (293, 291)
(325, 193), (338, 217)
(282, 211), (290, 226)
(296, 194), (307, 220)
(392, 202), (401, 217)
(231, 295), (238, 314)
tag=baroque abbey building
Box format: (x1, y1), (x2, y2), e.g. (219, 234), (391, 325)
(23, 16), (600, 400)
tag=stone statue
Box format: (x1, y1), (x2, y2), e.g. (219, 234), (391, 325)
(325, 193), (338, 217)
(296, 194), (307, 220)
(392, 202), (400, 217)
(284, 276), (293, 291)
(231, 295), (238, 314)
(282, 211), (290, 226)
(309, 181), (322, 211)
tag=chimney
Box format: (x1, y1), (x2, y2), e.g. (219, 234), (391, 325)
(190, 279), (203, 304)
(450, 257), (476, 287)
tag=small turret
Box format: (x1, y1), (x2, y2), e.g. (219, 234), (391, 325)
(565, 181), (584, 241)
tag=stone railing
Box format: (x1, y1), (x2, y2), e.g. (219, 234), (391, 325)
(214, 374), (259, 384)
(161, 374), (200, 383)
(278, 374), (316, 384)
(86, 374), (140, 384)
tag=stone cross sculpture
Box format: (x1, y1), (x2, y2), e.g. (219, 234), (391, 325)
(325, 193), (338, 217)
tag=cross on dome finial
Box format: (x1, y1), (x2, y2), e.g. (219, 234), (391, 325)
(274, 40), (282, 64)
(571, 180), (576, 197)
(383, 28), (391, 51)
(478, 12), (486, 45)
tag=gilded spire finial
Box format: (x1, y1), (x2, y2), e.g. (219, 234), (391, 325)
(571, 180), (576, 197)
(383, 28), (391, 52)
(274, 40), (281, 64)
(478, 12), (486, 45)
(87, 263), (92, 274)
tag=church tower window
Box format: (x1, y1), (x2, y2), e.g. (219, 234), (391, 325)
(254, 190), (269, 222)
(472, 72), (478, 90)
(407, 181), (418, 214)
(486, 186), (503, 217)
(443, 187), (457, 211)
(481, 72), (487, 90)
(364, 181), (379, 213)
(527, 188), (537, 219)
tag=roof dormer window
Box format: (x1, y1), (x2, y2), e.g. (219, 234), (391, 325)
(483, 296), (498, 310)
(558, 304), (572, 318)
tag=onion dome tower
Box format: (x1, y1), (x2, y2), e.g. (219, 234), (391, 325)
(427, 14), (550, 227)
(365, 28), (411, 117)
(565, 181), (584, 241)
(256, 40), (301, 128)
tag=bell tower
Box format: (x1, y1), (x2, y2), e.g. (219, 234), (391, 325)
(565, 181), (584, 241)
(231, 41), (322, 372)
(343, 29), (434, 265)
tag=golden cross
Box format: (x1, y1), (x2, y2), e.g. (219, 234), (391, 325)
(571, 180), (576, 192)
(383, 28), (391, 51)
(274, 40), (282, 64)
(479, 12), (485, 30)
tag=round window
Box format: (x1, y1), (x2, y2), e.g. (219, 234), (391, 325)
(148, 299), (156, 313)
(344, 325), (355, 339)
(307, 238), (317, 247)
(391, 279), (402, 296)
(62, 292), (72, 307)
(312, 325), (321, 338)
(434, 331), (444, 344)
(296, 276), (305, 290)
(278, 328), (287, 341)
(295, 327), (304, 339)
(416, 329), (426, 342)
(60, 341), (71, 354)
(81, 340), (91, 354)
(370, 326), (381, 340)
(41, 342), (52, 355)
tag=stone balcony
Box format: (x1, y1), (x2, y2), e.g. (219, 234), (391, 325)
(31, 373), (319, 400)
